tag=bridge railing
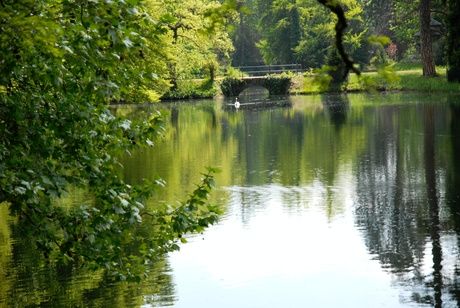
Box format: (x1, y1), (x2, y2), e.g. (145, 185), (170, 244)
(236, 64), (303, 77)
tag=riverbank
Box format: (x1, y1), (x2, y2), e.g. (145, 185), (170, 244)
(161, 79), (217, 100)
(159, 65), (460, 101)
(292, 64), (460, 95)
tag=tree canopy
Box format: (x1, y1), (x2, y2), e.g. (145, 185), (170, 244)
(148, 0), (235, 90)
(230, 0), (460, 79)
(0, 0), (222, 280)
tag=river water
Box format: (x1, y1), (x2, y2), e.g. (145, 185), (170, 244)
(1, 93), (460, 307)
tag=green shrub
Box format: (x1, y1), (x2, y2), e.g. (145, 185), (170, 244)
(262, 75), (292, 95)
(220, 78), (247, 96)
(162, 79), (217, 100)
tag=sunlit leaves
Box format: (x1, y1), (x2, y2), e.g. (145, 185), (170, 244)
(147, 0), (235, 89)
(368, 34), (392, 47)
(0, 0), (219, 281)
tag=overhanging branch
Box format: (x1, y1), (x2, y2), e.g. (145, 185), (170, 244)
(316, 0), (361, 77)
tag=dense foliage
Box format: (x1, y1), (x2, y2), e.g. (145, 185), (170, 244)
(231, 0), (370, 70)
(231, 0), (264, 66)
(0, 0), (221, 280)
(148, 0), (235, 93)
(220, 78), (248, 96)
(230, 0), (460, 80)
(446, 0), (460, 82)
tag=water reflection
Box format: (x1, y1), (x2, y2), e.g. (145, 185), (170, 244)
(143, 93), (458, 307)
(0, 205), (176, 307)
(355, 97), (460, 307)
(322, 94), (350, 130)
(424, 105), (443, 307)
(1, 93), (460, 307)
(441, 99), (460, 307)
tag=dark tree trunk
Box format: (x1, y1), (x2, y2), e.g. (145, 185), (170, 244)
(447, 0), (460, 82)
(316, 0), (360, 77)
(209, 65), (215, 83)
(419, 0), (437, 77)
(424, 106), (443, 308)
(326, 49), (347, 92)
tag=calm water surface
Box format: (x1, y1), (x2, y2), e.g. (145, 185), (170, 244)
(1, 93), (460, 307)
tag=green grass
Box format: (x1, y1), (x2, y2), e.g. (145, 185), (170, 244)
(293, 65), (460, 95)
(392, 62), (423, 71)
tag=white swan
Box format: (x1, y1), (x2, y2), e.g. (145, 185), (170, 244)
(234, 97), (240, 109)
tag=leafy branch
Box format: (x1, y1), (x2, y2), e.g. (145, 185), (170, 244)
(316, 0), (361, 77)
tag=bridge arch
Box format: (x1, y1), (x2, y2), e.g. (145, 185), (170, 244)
(239, 85), (270, 98)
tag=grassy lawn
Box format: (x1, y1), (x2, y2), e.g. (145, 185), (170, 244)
(292, 64), (460, 95)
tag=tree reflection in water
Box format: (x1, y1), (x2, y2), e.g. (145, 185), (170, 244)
(322, 94), (350, 131)
(355, 99), (460, 306)
(447, 101), (460, 306)
(2, 94), (460, 307)
(424, 104), (443, 307)
(0, 206), (176, 307)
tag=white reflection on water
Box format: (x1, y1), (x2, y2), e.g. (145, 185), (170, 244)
(164, 169), (408, 308)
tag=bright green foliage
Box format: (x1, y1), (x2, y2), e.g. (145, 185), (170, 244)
(161, 79), (218, 100)
(147, 0), (235, 92)
(0, 0), (220, 280)
(296, 0), (370, 69)
(293, 1), (335, 68)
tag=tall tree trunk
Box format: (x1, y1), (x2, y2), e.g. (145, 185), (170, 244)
(447, 0), (460, 82)
(420, 0), (437, 77)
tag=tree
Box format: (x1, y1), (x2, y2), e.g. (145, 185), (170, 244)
(231, 0), (264, 66)
(293, 2), (335, 68)
(363, 0), (394, 37)
(419, 0), (437, 76)
(446, 0), (460, 82)
(256, 0), (302, 64)
(296, 0), (369, 72)
(233, 0), (368, 74)
(314, 0), (363, 76)
(148, 0), (234, 90)
(0, 0), (219, 280)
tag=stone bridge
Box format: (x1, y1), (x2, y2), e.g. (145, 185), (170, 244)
(220, 64), (302, 97)
(220, 75), (293, 97)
